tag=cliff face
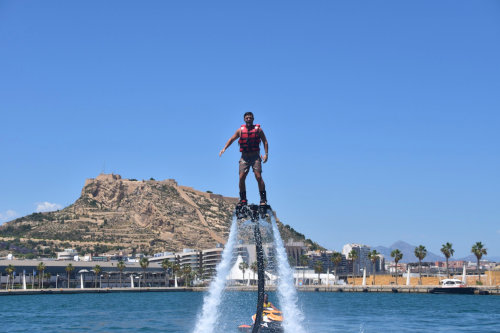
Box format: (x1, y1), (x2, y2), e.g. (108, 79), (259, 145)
(0, 174), (310, 254)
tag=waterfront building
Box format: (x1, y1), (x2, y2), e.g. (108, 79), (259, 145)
(305, 250), (349, 277)
(434, 260), (466, 275)
(56, 249), (78, 261)
(180, 249), (202, 273)
(235, 242), (253, 264)
(0, 258), (164, 289)
(284, 240), (307, 267)
(235, 242), (275, 267)
(342, 243), (372, 275)
(201, 247), (223, 277)
(376, 254), (385, 272)
(150, 249), (201, 269)
(386, 261), (407, 274)
(149, 241), (280, 279)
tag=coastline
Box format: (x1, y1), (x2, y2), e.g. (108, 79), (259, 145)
(1, 285), (498, 296)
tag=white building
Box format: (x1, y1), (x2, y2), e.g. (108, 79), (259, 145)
(149, 247), (224, 278)
(342, 243), (372, 275)
(57, 249), (78, 261)
(235, 242), (274, 266)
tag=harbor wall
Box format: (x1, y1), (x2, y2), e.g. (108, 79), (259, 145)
(1, 285), (499, 296)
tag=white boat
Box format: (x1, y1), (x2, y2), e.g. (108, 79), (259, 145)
(441, 278), (466, 288)
(430, 278), (476, 294)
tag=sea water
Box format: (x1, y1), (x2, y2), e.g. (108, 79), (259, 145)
(1, 291), (499, 332)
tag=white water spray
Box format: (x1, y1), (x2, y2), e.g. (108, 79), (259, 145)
(271, 216), (307, 333)
(193, 217), (238, 333)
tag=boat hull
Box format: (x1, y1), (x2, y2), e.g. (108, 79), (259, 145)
(429, 287), (476, 294)
(238, 322), (283, 333)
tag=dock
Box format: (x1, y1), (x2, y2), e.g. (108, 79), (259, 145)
(2, 285), (498, 296)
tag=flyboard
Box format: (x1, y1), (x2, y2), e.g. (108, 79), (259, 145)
(236, 204), (284, 333)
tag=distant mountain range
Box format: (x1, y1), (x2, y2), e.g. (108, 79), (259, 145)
(374, 241), (500, 263)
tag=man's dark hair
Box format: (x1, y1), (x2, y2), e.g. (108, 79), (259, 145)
(244, 112), (254, 118)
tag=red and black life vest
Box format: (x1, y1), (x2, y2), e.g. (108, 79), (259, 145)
(239, 124), (261, 152)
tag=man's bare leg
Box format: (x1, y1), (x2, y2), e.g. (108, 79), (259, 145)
(254, 171), (267, 204)
(239, 171), (249, 204)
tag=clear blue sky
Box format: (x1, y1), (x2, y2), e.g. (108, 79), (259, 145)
(1, 1), (499, 258)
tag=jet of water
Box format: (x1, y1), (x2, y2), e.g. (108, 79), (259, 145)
(271, 215), (307, 333)
(193, 217), (238, 333)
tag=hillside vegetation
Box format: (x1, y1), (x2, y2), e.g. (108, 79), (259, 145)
(0, 174), (320, 256)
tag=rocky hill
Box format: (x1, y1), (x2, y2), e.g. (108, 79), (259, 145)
(0, 174), (315, 256)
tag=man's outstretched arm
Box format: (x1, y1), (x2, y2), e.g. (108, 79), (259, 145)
(219, 129), (240, 156)
(260, 129), (269, 163)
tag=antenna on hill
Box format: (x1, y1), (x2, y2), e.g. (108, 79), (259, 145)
(102, 162), (106, 174)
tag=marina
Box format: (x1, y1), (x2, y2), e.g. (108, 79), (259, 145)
(1, 291), (499, 332)
(1, 284), (499, 296)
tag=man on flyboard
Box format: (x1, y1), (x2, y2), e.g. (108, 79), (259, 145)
(219, 112), (269, 207)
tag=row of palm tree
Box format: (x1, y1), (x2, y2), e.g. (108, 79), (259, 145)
(238, 260), (264, 283)
(4, 241), (489, 288)
(306, 249), (381, 285)
(239, 261), (249, 283)
(3, 260), (183, 289)
(3, 262), (54, 289)
(161, 258), (180, 286)
(412, 242), (487, 285)
(160, 258), (196, 286)
(314, 241), (488, 286)
(238, 258), (279, 285)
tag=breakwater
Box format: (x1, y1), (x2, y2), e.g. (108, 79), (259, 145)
(2, 285), (499, 296)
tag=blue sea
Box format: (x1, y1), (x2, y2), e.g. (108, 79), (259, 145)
(1, 291), (499, 332)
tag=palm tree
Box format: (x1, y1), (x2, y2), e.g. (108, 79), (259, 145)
(250, 261), (258, 284)
(161, 259), (170, 287)
(172, 263), (181, 287)
(348, 249), (358, 285)
(471, 242), (487, 284)
(93, 265), (102, 288)
(314, 261), (323, 285)
(331, 252), (342, 285)
(139, 257), (149, 287)
(440, 242), (454, 278)
(117, 260), (126, 287)
(44, 272), (51, 287)
(65, 263), (74, 288)
(5, 265), (15, 290)
(239, 261), (249, 284)
(299, 255), (309, 285)
(37, 262), (46, 289)
(181, 264), (192, 286)
(390, 249), (403, 285)
(105, 272), (110, 287)
(414, 245), (427, 285)
(368, 250), (380, 285)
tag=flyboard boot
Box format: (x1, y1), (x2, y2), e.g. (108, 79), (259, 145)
(236, 191), (249, 220)
(236, 190), (271, 222)
(258, 190), (270, 220)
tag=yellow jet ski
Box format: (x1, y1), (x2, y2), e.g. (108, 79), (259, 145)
(238, 307), (284, 333)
